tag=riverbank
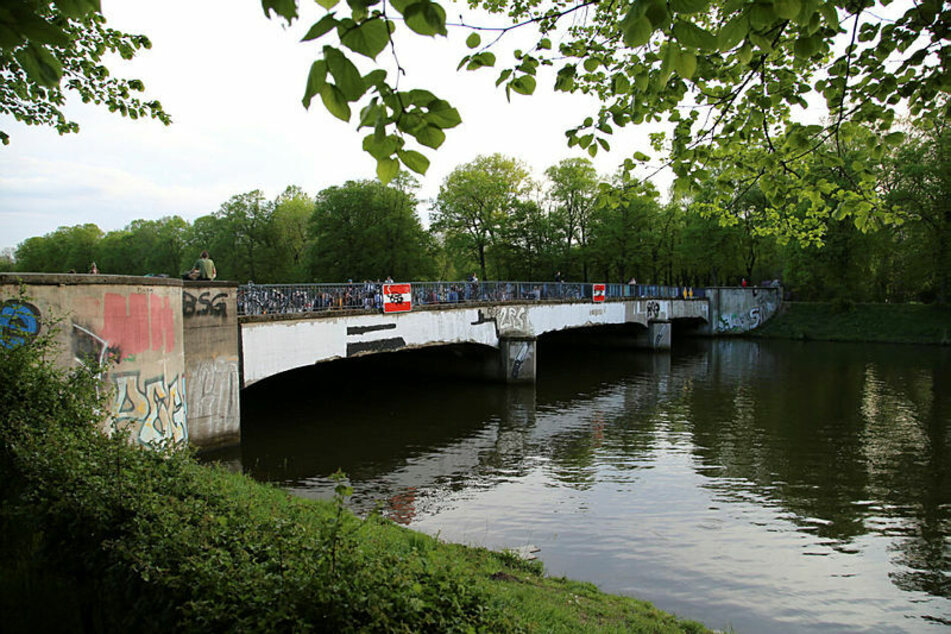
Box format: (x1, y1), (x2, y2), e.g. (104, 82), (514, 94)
(752, 301), (951, 345)
(0, 336), (709, 633)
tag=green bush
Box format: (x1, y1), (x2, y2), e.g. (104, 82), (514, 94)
(0, 326), (513, 632)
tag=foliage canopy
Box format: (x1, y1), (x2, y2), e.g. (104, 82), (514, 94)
(264, 0), (950, 240)
(0, 0), (169, 144)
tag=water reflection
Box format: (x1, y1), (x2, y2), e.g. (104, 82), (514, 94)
(225, 339), (951, 632)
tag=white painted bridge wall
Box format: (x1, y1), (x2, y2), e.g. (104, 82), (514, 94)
(240, 298), (711, 387)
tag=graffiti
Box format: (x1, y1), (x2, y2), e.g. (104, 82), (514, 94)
(654, 323), (670, 348)
(72, 323), (121, 369)
(101, 292), (176, 355)
(190, 357), (240, 426)
(476, 306), (528, 334)
(509, 341), (533, 379)
(112, 371), (187, 445)
(716, 292), (779, 333)
(183, 291), (228, 319)
(646, 301), (660, 320)
(0, 300), (41, 348)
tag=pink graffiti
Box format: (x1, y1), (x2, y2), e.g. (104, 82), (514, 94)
(101, 293), (175, 355)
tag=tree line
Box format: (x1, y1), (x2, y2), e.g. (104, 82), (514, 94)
(4, 124), (949, 304)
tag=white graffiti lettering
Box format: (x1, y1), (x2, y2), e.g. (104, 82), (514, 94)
(112, 372), (188, 445)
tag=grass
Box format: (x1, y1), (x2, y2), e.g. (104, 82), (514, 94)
(752, 301), (951, 345)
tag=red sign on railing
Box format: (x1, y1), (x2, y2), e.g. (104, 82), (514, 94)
(383, 283), (412, 313)
(593, 283), (605, 303)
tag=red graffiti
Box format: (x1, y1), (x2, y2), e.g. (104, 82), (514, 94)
(101, 293), (175, 355)
(150, 296), (175, 352)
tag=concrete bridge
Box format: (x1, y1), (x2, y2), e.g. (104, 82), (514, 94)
(0, 275), (780, 451)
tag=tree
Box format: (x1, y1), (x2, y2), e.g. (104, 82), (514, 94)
(14, 223), (102, 273)
(545, 158), (599, 280)
(94, 216), (190, 277)
(0, 0), (169, 144)
(431, 154), (532, 280)
(308, 178), (433, 281)
(587, 181), (661, 284)
(882, 123), (951, 304)
(268, 186), (315, 283)
(265, 0), (950, 241)
(214, 190), (275, 283)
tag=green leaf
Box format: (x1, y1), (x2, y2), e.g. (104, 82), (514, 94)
(884, 131), (905, 145)
(15, 44), (62, 87)
(510, 75), (536, 95)
(718, 13), (749, 51)
(750, 3), (775, 29)
(425, 100), (461, 128)
(407, 89), (437, 105)
(466, 32), (481, 49)
(793, 35), (819, 58)
(340, 17), (390, 59)
(773, 0), (802, 20)
(403, 1), (448, 37)
(363, 133), (400, 159)
(398, 149), (430, 174)
(670, 0), (709, 14)
(465, 51), (496, 70)
(262, 0), (301, 19)
(538, 37), (552, 50)
(674, 50), (698, 78)
(413, 125), (446, 149)
(14, 15), (70, 48)
(644, 0), (671, 27)
(363, 69), (387, 88)
(633, 151), (650, 161)
(324, 46), (365, 101)
(320, 84), (352, 121)
(55, 0), (100, 19)
(302, 14), (338, 41)
(737, 42), (753, 64)
(314, 0), (340, 9)
(622, 16), (653, 47)
(376, 157), (399, 183)
(302, 60), (328, 108)
(673, 20), (718, 50)
(612, 73), (631, 94)
(818, 1), (838, 27)
(583, 58), (600, 72)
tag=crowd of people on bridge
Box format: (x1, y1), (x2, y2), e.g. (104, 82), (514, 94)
(236, 280), (593, 316)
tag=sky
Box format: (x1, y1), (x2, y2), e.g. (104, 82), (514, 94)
(0, 0), (664, 253)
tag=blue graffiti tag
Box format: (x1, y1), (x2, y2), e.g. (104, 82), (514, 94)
(0, 300), (41, 349)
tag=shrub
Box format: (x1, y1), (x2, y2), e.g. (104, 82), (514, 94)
(0, 322), (512, 632)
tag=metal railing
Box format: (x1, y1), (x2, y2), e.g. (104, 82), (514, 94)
(237, 281), (706, 316)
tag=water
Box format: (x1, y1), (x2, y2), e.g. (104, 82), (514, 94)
(222, 339), (951, 632)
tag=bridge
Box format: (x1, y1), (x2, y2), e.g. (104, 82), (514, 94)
(0, 274), (780, 451)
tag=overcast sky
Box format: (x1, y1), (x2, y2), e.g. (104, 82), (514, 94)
(0, 0), (664, 252)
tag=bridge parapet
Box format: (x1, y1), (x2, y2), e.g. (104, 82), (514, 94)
(0, 274), (241, 451)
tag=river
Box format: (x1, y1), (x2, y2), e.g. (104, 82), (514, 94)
(220, 338), (950, 632)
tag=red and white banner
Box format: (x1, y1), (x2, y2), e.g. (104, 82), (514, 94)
(592, 283), (606, 303)
(383, 283), (412, 313)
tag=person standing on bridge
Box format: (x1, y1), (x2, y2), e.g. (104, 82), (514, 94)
(190, 250), (217, 281)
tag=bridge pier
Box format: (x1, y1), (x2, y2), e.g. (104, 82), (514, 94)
(648, 321), (672, 350)
(499, 335), (537, 384)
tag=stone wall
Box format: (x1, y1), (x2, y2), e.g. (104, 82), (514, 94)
(702, 287), (782, 335)
(1, 274), (187, 445)
(0, 274), (241, 450)
(182, 281), (240, 449)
